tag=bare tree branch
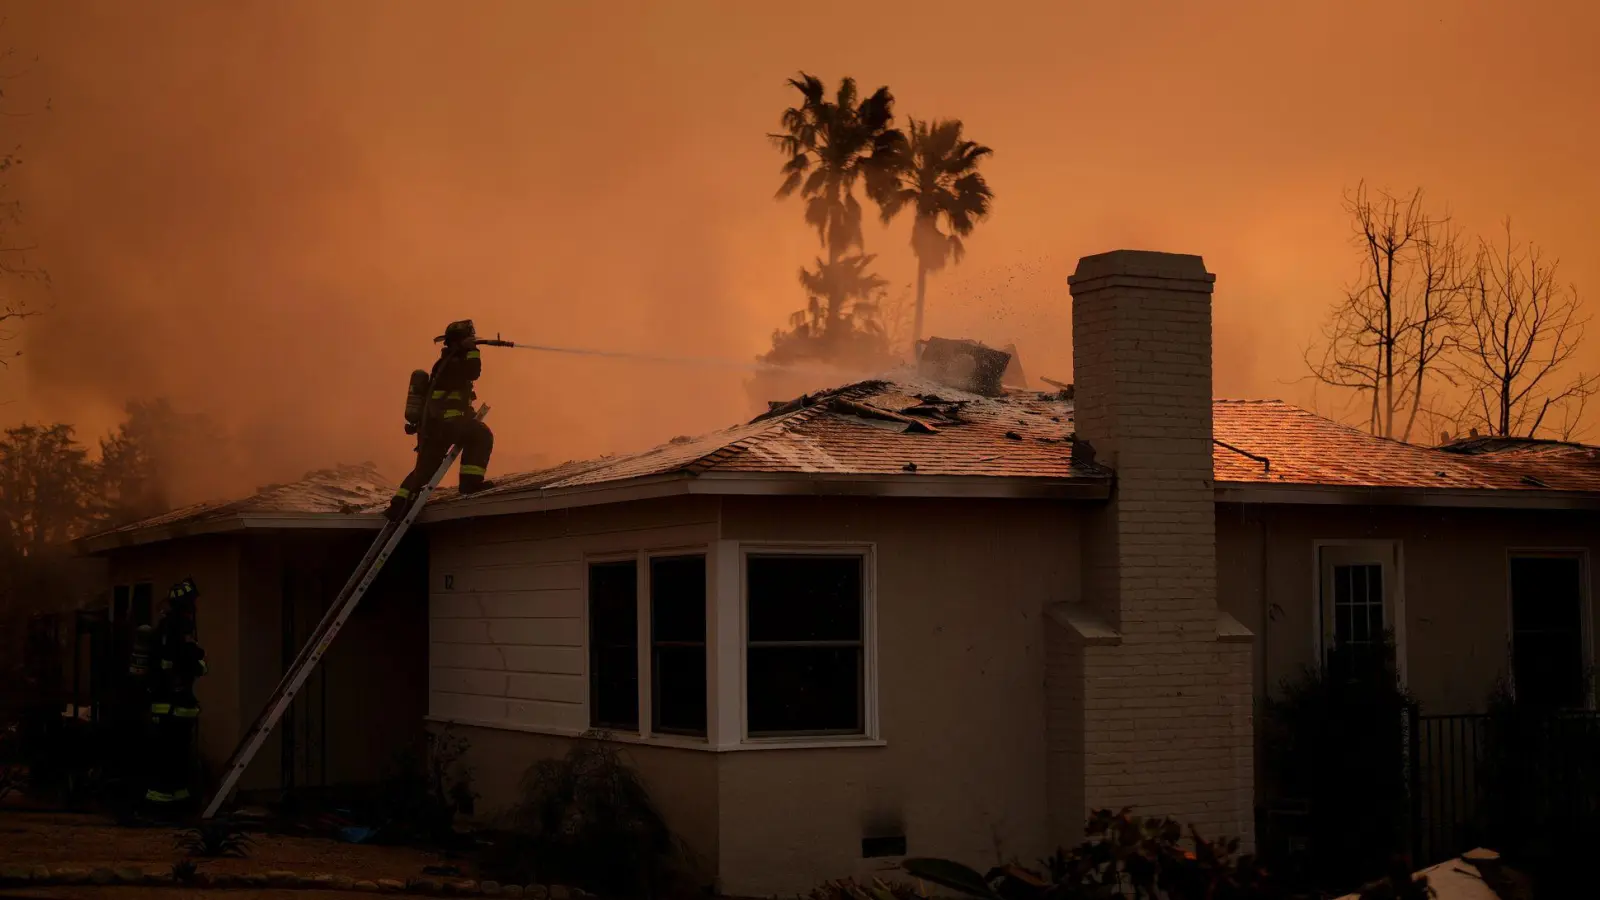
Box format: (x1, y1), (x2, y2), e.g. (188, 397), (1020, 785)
(1306, 182), (1469, 440)
(1452, 219), (1597, 439)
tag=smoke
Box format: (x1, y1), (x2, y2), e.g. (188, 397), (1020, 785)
(0, 0), (1595, 506)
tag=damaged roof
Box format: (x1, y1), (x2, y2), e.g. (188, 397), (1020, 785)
(79, 463), (393, 553)
(416, 377), (1108, 511)
(86, 380), (1600, 550)
(427, 380), (1600, 515)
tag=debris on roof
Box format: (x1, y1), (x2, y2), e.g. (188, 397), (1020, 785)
(753, 391), (826, 423)
(1000, 342), (1028, 390)
(420, 378), (1103, 504)
(916, 337), (1014, 396)
(101, 383), (1600, 537)
(829, 397), (940, 434)
(438, 383), (1600, 502)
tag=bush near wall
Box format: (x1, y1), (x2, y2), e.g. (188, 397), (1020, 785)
(898, 809), (1435, 900)
(476, 738), (699, 900)
(1262, 635), (1413, 891)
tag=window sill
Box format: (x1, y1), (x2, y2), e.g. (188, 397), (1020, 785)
(730, 736), (887, 751)
(426, 716), (885, 752)
(427, 715), (714, 751)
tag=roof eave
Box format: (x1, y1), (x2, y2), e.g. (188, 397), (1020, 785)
(77, 512), (384, 556)
(1217, 481), (1600, 510)
(691, 470), (1112, 500)
(417, 470), (1113, 523)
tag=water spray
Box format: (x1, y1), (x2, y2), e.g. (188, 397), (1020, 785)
(475, 336), (860, 377)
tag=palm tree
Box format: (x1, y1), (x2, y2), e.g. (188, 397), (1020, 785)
(766, 253), (894, 369)
(769, 73), (902, 332)
(797, 252), (889, 331)
(877, 118), (994, 351)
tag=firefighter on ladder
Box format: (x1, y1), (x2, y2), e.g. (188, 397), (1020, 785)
(385, 319), (496, 522)
(142, 577), (207, 816)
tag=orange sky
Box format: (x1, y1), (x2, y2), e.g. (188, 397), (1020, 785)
(0, 0), (1595, 502)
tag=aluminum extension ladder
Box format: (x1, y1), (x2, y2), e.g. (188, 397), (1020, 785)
(200, 405), (490, 819)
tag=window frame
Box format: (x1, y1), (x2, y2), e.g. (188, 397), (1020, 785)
(738, 543), (879, 746)
(1505, 548), (1594, 710)
(1329, 562), (1386, 648)
(1312, 539), (1406, 686)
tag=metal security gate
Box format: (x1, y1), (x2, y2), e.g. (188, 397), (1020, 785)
(1409, 706), (1600, 866)
(1407, 710), (1489, 866)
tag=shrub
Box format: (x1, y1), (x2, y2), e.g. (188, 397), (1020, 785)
(1262, 633), (1413, 890)
(169, 859), (200, 884)
(901, 808), (1431, 900)
(174, 820), (254, 858)
(1479, 681), (1600, 894)
(478, 736), (694, 898)
(373, 725), (477, 846)
(0, 722), (25, 802)
(905, 808), (1275, 900)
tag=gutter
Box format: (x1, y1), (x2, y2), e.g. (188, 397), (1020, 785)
(1216, 482), (1600, 510)
(83, 472), (1599, 553)
(77, 512), (384, 556)
(417, 470), (1114, 523)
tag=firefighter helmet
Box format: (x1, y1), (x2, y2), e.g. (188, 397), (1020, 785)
(167, 576), (199, 612)
(434, 319), (476, 345)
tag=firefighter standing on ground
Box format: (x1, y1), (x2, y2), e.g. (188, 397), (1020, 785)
(121, 622), (156, 806)
(143, 577), (207, 814)
(386, 319), (496, 522)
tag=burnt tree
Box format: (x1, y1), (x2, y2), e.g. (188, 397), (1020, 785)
(1455, 219), (1596, 439)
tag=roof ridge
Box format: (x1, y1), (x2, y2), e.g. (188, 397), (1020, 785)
(1260, 403), (1453, 451)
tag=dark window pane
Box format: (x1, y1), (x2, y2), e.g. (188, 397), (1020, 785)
(1511, 555), (1586, 708)
(653, 646), (707, 735)
(590, 562), (638, 646)
(651, 556), (706, 644)
(131, 583), (154, 626)
(1514, 633), (1586, 709)
(112, 585), (130, 623)
(591, 648), (639, 729)
(588, 561), (638, 730)
(748, 646), (862, 735)
(747, 555), (862, 643)
(1365, 594), (1383, 644)
(1510, 557), (1583, 632)
(650, 554), (707, 736)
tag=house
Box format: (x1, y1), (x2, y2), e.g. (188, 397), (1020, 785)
(76, 250), (1600, 897)
(76, 464), (428, 796)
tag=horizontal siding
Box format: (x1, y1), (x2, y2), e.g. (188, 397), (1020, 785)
(427, 497), (719, 732)
(432, 589), (580, 619)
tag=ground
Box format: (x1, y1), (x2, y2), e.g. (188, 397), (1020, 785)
(0, 809), (473, 895)
(0, 883), (356, 890)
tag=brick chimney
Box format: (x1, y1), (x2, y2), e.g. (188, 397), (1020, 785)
(1045, 250), (1254, 849)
